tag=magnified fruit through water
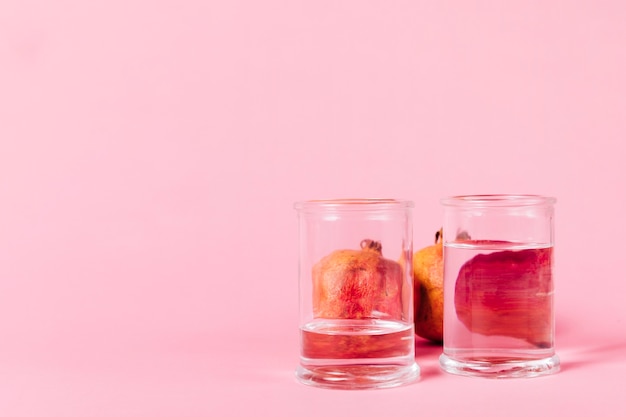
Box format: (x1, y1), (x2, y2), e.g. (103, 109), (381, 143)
(454, 241), (553, 347)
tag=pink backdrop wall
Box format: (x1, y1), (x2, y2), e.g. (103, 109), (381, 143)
(1, 1), (625, 416)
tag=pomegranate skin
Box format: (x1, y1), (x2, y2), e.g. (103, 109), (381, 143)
(455, 245), (553, 347)
(412, 229), (444, 343)
(312, 240), (404, 321)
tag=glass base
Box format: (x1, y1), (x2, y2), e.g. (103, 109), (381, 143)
(295, 363), (420, 389)
(439, 353), (560, 378)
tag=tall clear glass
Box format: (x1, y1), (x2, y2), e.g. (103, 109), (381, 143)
(294, 199), (419, 389)
(439, 195), (560, 378)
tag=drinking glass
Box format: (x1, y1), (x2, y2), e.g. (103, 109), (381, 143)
(439, 194), (560, 378)
(294, 199), (419, 389)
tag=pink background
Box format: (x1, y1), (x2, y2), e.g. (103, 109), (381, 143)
(1, 1), (625, 416)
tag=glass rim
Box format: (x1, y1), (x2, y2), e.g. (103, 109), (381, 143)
(294, 198), (414, 211)
(440, 194), (556, 207)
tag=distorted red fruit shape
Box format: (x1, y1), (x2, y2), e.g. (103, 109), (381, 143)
(455, 243), (553, 347)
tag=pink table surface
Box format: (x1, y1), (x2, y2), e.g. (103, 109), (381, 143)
(2, 0), (626, 416)
(1, 305), (625, 416)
